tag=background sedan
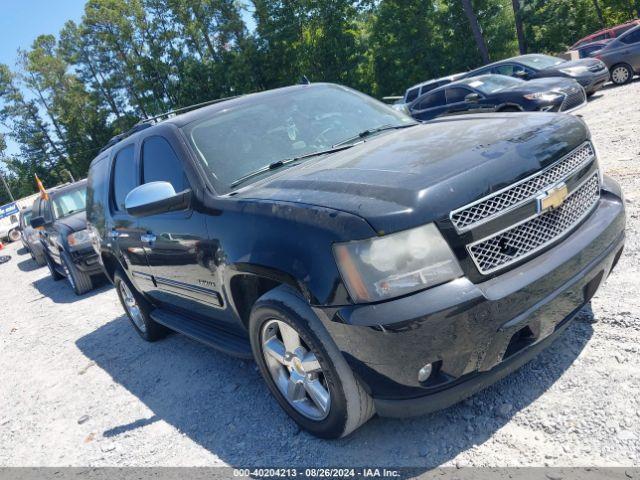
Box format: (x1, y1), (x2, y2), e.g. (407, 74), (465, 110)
(463, 53), (610, 96)
(407, 74), (586, 121)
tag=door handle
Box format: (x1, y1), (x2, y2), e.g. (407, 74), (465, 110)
(141, 233), (156, 244)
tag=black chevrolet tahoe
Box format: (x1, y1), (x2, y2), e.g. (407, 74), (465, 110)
(31, 180), (105, 295)
(86, 83), (625, 438)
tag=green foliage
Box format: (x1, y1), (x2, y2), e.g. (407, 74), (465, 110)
(0, 0), (636, 196)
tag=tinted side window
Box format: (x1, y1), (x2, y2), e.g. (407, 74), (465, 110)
(42, 200), (52, 223)
(112, 145), (137, 211)
(141, 136), (187, 192)
(494, 64), (517, 75)
(614, 25), (633, 36)
(620, 29), (640, 44)
(415, 90), (446, 110)
(87, 156), (109, 227)
(32, 198), (41, 218)
(445, 87), (470, 104)
(405, 88), (420, 103)
(472, 67), (491, 76)
(592, 33), (607, 41)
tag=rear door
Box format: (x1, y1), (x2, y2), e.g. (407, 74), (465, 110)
(444, 86), (477, 115)
(134, 134), (228, 324)
(410, 89), (447, 120)
(108, 142), (153, 292)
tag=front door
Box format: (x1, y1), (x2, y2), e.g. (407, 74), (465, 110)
(135, 135), (228, 324)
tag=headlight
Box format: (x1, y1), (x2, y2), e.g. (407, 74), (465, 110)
(333, 223), (463, 303)
(67, 229), (91, 249)
(560, 66), (587, 76)
(523, 92), (563, 101)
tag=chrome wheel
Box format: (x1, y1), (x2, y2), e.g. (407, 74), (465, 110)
(261, 319), (331, 420)
(119, 281), (146, 333)
(612, 66), (630, 84)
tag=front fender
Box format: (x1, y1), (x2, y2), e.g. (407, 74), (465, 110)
(203, 197), (375, 307)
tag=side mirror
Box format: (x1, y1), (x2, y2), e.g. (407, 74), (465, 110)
(514, 70), (529, 79)
(465, 93), (481, 103)
(125, 181), (191, 217)
(30, 216), (46, 229)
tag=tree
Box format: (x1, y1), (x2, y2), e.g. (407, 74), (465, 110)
(0, 0), (636, 198)
(512, 0), (527, 53)
(461, 0), (491, 63)
(592, 0), (606, 27)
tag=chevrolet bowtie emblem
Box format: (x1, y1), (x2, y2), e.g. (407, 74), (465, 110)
(536, 182), (569, 214)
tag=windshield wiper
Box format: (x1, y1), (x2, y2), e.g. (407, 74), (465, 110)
(229, 144), (356, 188)
(332, 123), (418, 147)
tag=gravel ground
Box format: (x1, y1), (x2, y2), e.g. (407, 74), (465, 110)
(1, 80), (639, 469)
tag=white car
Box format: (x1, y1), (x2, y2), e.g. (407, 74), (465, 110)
(0, 203), (21, 242)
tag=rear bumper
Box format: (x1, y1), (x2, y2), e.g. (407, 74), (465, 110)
(318, 179), (625, 413)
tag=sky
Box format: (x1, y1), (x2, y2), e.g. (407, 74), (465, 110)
(0, 1), (255, 161)
(0, 0), (86, 69)
(0, 0), (87, 159)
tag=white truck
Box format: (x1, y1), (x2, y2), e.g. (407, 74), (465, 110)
(0, 192), (40, 242)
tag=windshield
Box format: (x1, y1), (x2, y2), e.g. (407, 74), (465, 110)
(466, 75), (524, 94)
(182, 84), (415, 191)
(52, 186), (86, 219)
(517, 55), (565, 70)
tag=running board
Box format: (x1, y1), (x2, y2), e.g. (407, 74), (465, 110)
(150, 309), (253, 359)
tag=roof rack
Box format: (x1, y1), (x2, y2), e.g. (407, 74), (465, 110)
(138, 96), (239, 125)
(98, 95), (239, 153)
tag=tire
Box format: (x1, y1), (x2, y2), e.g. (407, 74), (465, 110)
(61, 251), (93, 295)
(114, 270), (169, 342)
(610, 63), (633, 85)
(44, 251), (64, 281)
(249, 285), (374, 439)
(33, 250), (46, 267)
(8, 229), (20, 242)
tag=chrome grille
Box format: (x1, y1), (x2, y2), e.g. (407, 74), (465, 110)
(468, 173), (600, 274)
(559, 88), (586, 112)
(450, 142), (595, 232)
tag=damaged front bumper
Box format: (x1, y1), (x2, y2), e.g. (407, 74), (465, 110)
(317, 180), (625, 417)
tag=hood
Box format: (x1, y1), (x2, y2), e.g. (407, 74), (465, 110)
(56, 210), (87, 232)
(503, 77), (580, 94)
(235, 113), (589, 234)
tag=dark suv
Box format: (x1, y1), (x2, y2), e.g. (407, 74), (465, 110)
(87, 83), (625, 438)
(31, 180), (104, 295)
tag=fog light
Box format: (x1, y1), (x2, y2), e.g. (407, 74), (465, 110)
(418, 363), (433, 383)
